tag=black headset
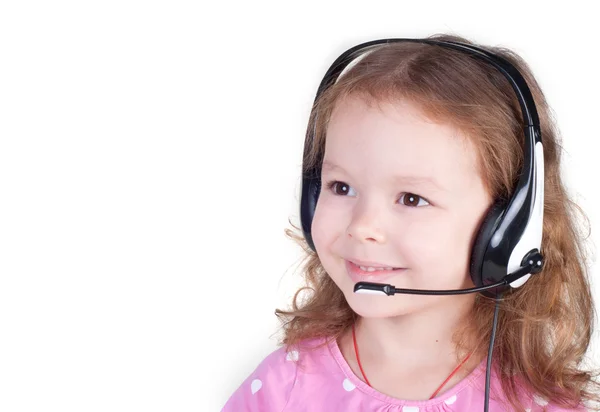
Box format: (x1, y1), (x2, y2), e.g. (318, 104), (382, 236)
(299, 38), (545, 298)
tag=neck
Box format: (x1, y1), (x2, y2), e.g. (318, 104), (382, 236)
(354, 295), (477, 370)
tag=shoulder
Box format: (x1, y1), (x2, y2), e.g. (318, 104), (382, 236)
(535, 396), (590, 412)
(463, 364), (590, 412)
(499, 379), (590, 412)
(529, 396), (589, 411)
(514, 376), (590, 411)
(222, 339), (326, 412)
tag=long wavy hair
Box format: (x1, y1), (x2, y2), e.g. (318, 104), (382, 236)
(273, 33), (600, 411)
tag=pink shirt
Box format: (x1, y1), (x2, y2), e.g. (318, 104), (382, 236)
(222, 336), (588, 411)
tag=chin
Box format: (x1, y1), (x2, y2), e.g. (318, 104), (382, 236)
(345, 290), (420, 318)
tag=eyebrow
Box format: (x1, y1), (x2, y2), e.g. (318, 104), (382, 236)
(321, 160), (446, 191)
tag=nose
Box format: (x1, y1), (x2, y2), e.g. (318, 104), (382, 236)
(346, 199), (387, 244)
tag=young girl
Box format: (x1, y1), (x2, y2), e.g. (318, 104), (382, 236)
(222, 34), (600, 411)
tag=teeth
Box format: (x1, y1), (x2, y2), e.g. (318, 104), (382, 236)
(359, 265), (395, 271)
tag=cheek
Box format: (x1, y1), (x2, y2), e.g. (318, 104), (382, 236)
(310, 203), (347, 284)
(405, 217), (473, 271)
(310, 199), (338, 251)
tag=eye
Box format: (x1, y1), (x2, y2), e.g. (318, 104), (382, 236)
(324, 180), (430, 207)
(399, 193), (430, 207)
(326, 180), (356, 196)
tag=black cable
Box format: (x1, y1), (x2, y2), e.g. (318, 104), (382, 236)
(485, 293), (503, 412)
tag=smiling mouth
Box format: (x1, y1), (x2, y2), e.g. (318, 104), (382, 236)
(346, 260), (406, 276)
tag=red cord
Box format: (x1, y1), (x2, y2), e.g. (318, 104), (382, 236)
(352, 322), (372, 387)
(352, 322), (474, 399)
(429, 349), (473, 399)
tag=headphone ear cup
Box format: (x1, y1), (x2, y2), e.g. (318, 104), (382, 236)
(470, 200), (507, 289)
(300, 177), (321, 252)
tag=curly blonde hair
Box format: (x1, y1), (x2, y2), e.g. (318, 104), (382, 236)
(274, 33), (600, 411)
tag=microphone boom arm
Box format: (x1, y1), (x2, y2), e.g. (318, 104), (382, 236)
(353, 261), (542, 297)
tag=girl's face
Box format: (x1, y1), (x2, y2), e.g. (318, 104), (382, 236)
(311, 96), (493, 317)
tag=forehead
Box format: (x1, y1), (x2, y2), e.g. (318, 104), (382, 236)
(323, 96), (483, 191)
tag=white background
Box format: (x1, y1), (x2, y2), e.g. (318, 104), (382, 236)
(0, 1), (598, 411)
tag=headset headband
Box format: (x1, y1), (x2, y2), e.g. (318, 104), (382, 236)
(300, 39), (544, 292)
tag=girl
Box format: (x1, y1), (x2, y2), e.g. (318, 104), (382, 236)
(222, 34), (600, 411)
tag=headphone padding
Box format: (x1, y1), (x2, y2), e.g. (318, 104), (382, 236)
(300, 177), (321, 252)
(470, 200), (506, 288)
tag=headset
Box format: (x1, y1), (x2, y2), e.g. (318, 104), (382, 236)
(298, 38), (546, 411)
(299, 38), (545, 298)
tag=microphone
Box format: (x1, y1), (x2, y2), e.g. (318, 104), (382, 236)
(353, 259), (543, 296)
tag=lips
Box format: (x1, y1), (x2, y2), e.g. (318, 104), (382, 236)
(345, 260), (406, 284)
(347, 258), (401, 269)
